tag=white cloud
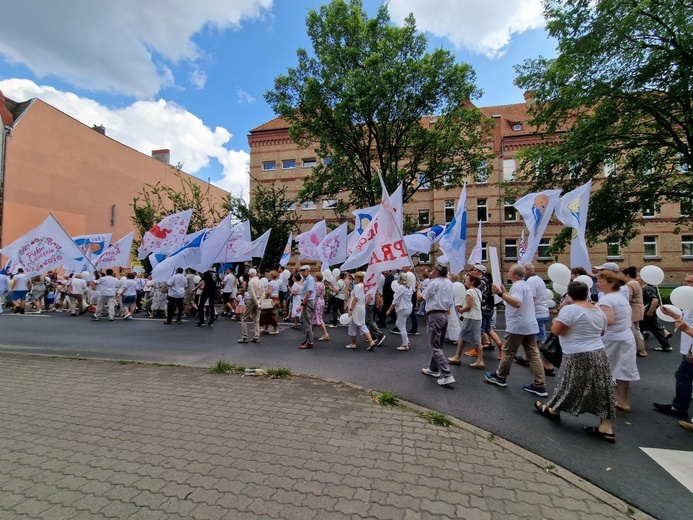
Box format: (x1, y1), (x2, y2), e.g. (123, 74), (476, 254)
(189, 69), (208, 90)
(0, 78), (249, 197)
(0, 0), (273, 98)
(236, 88), (256, 104)
(387, 0), (545, 58)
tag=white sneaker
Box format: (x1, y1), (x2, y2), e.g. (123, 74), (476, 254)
(421, 368), (441, 378)
(123, 313), (132, 320)
(437, 375), (456, 386)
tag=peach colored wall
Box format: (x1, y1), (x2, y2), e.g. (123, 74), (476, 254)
(1, 99), (228, 253)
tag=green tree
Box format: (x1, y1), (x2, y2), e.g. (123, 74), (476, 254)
(226, 180), (300, 270)
(264, 0), (492, 210)
(514, 0), (693, 246)
(130, 167), (227, 270)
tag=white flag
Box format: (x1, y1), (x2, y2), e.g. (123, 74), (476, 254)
(352, 205), (379, 235)
(279, 232), (293, 267)
(63, 233), (113, 273)
(233, 229), (272, 262)
(555, 180), (592, 272)
(363, 177), (412, 296)
(296, 220), (327, 261)
(513, 189), (561, 263)
(198, 218), (251, 268)
(439, 184), (468, 275)
(0, 214), (85, 275)
(149, 229), (207, 281)
(316, 223), (348, 266)
(404, 225), (445, 256)
(94, 232), (135, 270)
(467, 221), (483, 265)
(137, 209), (193, 260)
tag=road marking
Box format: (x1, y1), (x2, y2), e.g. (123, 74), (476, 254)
(641, 447), (693, 493)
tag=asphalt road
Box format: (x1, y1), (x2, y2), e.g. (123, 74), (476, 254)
(0, 309), (691, 520)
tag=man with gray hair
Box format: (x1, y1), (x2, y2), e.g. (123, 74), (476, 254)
(239, 268), (263, 343)
(297, 265), (316, 349)
(485, 264), (547, 396)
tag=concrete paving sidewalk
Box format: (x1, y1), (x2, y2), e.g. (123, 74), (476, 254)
(0, 354), (650, 520)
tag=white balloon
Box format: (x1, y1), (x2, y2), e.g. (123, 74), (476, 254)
(391, 280), (400, 292)
(670, 286), (693, 310)
(322, 269), (333, 283)
(260, 277), (269, 288)
(574, 275), (594, 289)
(657, 304), (682, 323)
(452, 281), (466, 299)
(280, 270), (291, 281)
(547, 263), (571, 286)
(339, 313), (351, 325)
(332, 268), (341, 278)
(553, 283), (568, 295)
(545, 289), (555, 301)
(640, 265), (665, 286)
(547, 299), (557, 309)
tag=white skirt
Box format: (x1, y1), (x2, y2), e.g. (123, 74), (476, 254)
(603, 337), (640, 382)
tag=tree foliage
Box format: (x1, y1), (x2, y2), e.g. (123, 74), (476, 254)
(226, 180), (300, 270)
(264, 0), (493, 210)
(514, 0), (693, 245)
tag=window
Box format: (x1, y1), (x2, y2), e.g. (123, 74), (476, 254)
(603, 161), (617, 177)
(504, 238), (518, 260)
(443, 171), (454, 186)
(418, 173), (430, 189)
(302, 158), (317, 168)
(512, 123), (522, 131)
(475, 160), (489, 183)
(262, 161), (276, 171)
(503, 159), (516, 181)
(643, 236), (658, 258)
(681, 198), (693, 217)
(282, 159), (296, 170)
(284, 202), (296, 211)
(444, 200), (455, 224)
(322, 199), (338, 210)
(607, 242), (621, 258)
(418, 209), (430, 226)
(419, 253), (430, 264)
(643, 204), (656, 218)
(477, 198), (488, 222)
(682, 235), (693, 257)
(538, 238), (551, 259)
(322, 157), (332, 165)
(301, 201), (316, 211)
(481, 242), (488, 263)
(504, 199), (517, 222)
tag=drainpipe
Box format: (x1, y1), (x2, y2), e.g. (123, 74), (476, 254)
(0, 125), (9, 249)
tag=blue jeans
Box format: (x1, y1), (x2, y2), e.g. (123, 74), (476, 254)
(536, 317), (549, 343)
(672, 356), (693, 413)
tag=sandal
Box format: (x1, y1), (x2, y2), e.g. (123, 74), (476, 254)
(318, 336), (330, 341)
(345, 344), (357, 349)
(482, 343), (494, 351)
(515, 356), (530, 367)
(583, 426), (615, 443)
(448, 357), (462, 365)
(534, 401), (560, 421)
(544, 368), (556, 377)
(614, 402), (631, 412)
(367, 342), (376, 351)
(396, 345), (410, 351)
(469, 361), (485, 369)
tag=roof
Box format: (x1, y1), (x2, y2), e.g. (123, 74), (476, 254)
(250, 116), (289, 133)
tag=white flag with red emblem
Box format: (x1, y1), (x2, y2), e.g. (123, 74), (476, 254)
(137, 209), (193, 260)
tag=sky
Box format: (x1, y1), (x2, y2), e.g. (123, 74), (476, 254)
(0, 0), (556, 199)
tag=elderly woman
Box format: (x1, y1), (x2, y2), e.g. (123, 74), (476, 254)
(386, 271), (415, 351)
(535, 281), (616, 443)
(448, 273), (483, 368)
(346, 272), (377, 350)
(597, 270), (639, 412)
(311, 271), (330, 341)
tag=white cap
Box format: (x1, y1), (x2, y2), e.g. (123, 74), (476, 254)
(594, 262), (620, 272)
(300, 265), (310, 271)
(473, 264), (486, 273)
(248, 268), (257, 276)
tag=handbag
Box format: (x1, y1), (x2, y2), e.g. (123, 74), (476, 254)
(540, 333), (563, 368)
(259, 298), (274, 310)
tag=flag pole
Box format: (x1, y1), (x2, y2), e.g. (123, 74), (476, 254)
(49, 213), (98, 273)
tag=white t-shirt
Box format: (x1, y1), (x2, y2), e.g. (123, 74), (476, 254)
(120, 279), (137, 297)
(13, 273), (29, 291)
(267, 279), (280, 298)
(167, 273), (188, 298)
(69, 277), (88, 294)
(393, 285), (413, 314)
(462, 288), (482, 320)
(96, 275), (119, 297)
(555, 304), (606, 354)
(598, 292), (633, 341)
(505, 280), (539, 335)
(525, 274), (549, 319)
(222, 274), (236, 294)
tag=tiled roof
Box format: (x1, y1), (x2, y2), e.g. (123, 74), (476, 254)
(250, 116), (289, 133)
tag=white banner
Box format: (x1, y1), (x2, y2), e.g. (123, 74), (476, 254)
(296, 220), (327, 261)
(555, 180), (592, 272)
(513, 189), (561, 263)
(137, 208), (193, 260)
(316, 222), (348, 266)
(94, 232), (134, 270)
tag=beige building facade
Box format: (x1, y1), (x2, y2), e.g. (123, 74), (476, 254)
(0, 91), (229, 265)
(248, 95), (692, 284)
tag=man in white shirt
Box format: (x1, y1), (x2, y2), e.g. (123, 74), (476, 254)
(165, 267), (188, 324)
(68, 273), (88, 316)
(90, 269), (119, 321)
(239, 268), (264, 343)
(11, 268), (29, 314)
(221, 268), (237, 316)
(328, 273), (346, 327)
(486, 264), (547, 396)
(416, 264), (456, 387)
(0, 271), (9, 314)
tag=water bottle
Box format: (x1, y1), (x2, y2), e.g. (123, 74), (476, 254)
(244, 368), (266, 376)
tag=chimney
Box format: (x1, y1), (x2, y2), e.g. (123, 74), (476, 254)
(524, 91), (536, 108)
(152, 149), (170, 164)
(92, 124), (106, 135)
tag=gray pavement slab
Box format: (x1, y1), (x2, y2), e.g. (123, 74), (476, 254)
(0, 353), (650, 519)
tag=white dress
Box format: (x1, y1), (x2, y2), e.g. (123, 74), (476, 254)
(290, 282), (302, 319)
(598, 292), (640, 382)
